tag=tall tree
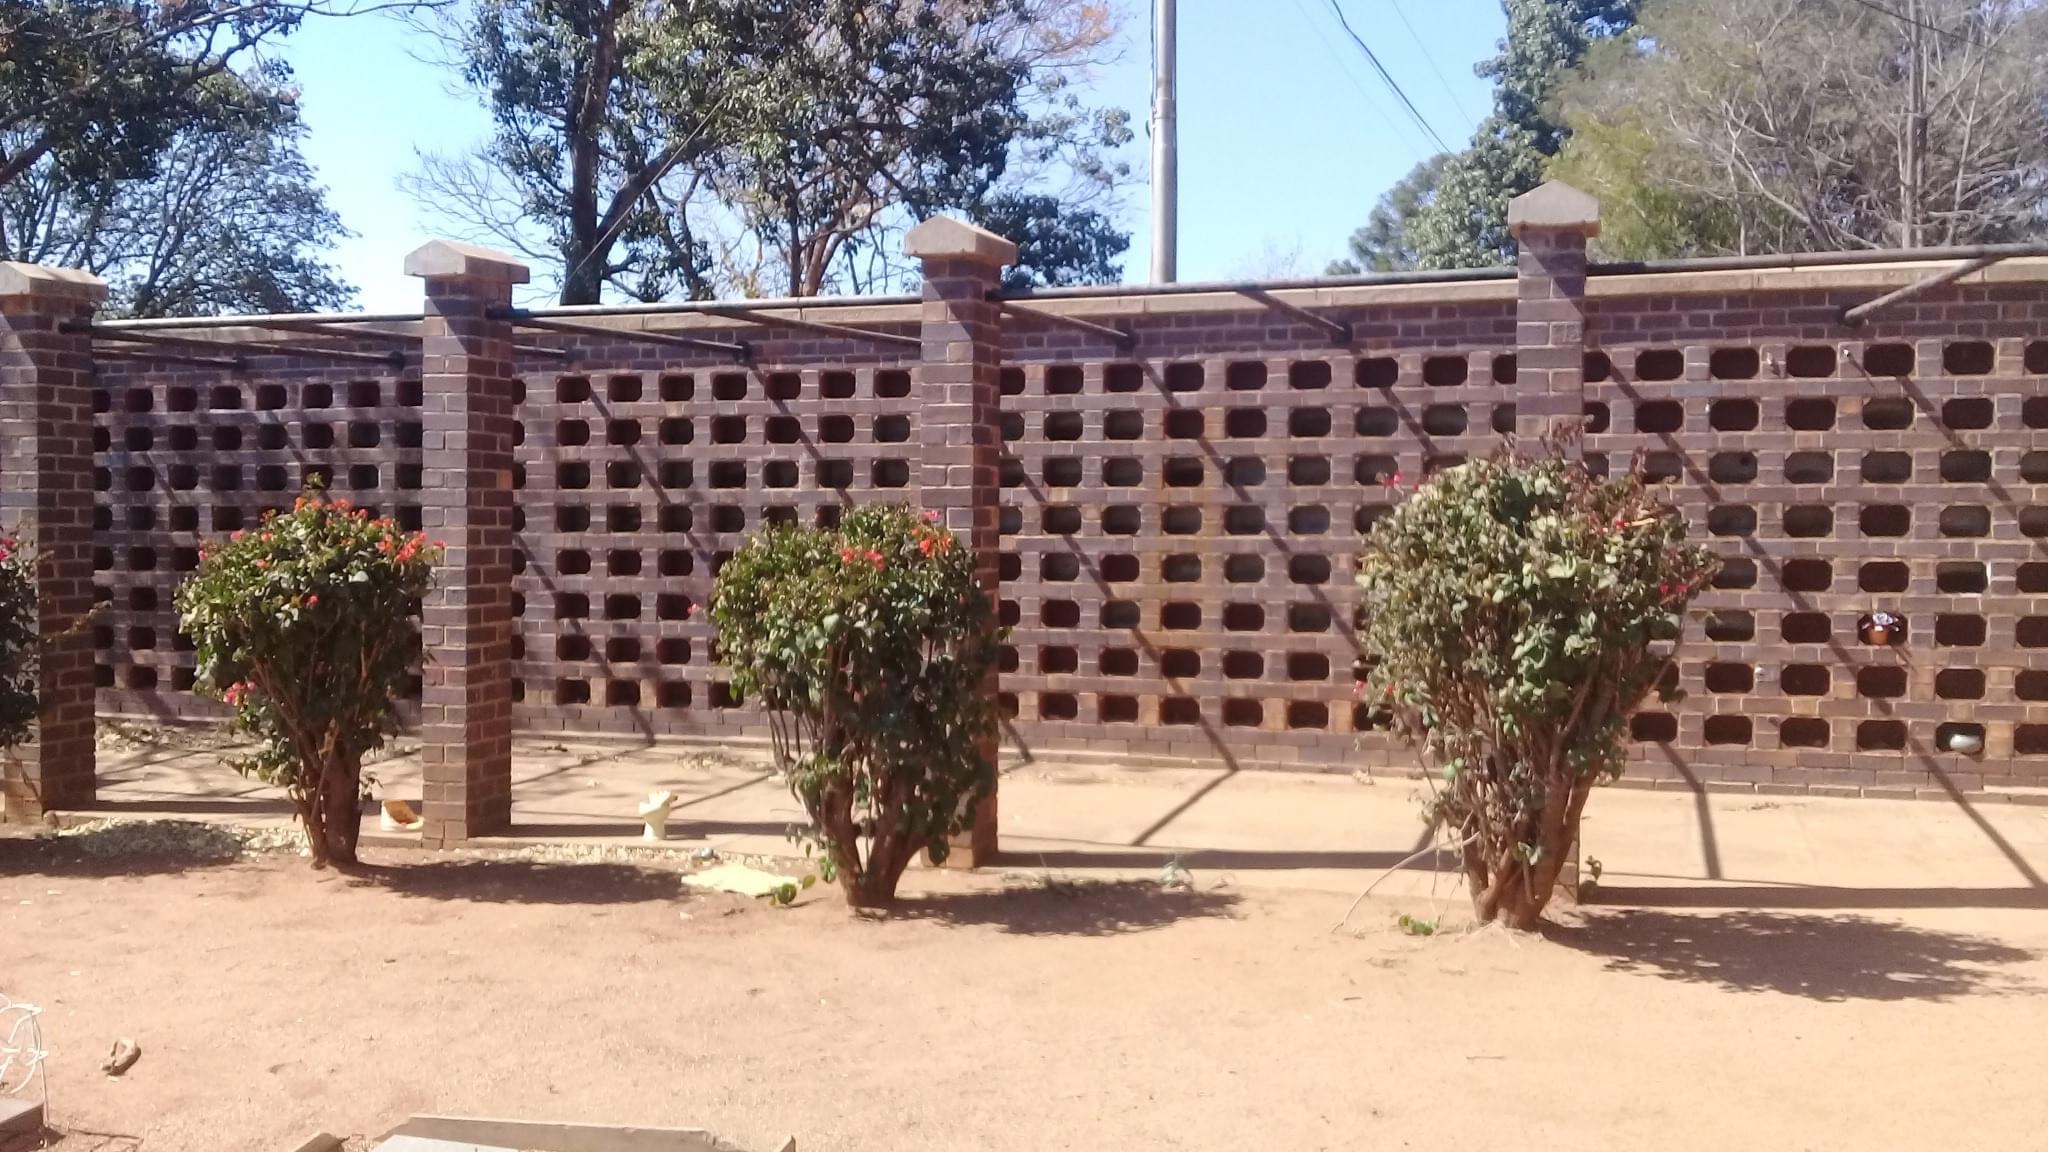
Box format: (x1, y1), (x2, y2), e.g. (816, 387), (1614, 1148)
(1332, 0), (1635, 271)
(407, 0), (734, 304)
(412, 0), (1131, 303)
(1553, 0), (2048, 256)
(0, 0), (389, 229)
(2, 92), (354, 316)
(1328, 153), (1450, 274)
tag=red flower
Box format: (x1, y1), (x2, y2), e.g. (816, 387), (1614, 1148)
(923, 509), (941, 524)
(918, 536), (936, 557)
(231, 530), (246, 542)
(305, 594), (319, 607)
(1387, 472), (1404, 487)
(839, 546), (856, 564)
(260, 532), (274, 543)
(1614, 516), (1627, 528)
(868, 550), (885, 571)
(255, 560), (268, 570)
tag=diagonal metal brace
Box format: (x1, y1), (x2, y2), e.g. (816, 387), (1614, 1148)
(491, 308), (752, 362)
(1840, 255), (2002, 327)
(991, 298), (1135, 350)
(1239, 287), (1353, 345)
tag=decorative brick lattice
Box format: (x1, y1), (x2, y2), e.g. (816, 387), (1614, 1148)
(1585, 286), (2048, 792)
(507, 336), (921, 738)
(91, 353), (425, 718)
(79, 271), (2048, 796)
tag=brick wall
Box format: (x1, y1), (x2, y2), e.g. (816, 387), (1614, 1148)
(85, 259), (2048, 796)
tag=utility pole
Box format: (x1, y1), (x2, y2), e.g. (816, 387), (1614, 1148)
(1903, 0), (1927, 247)
(1150, 0), (1178, 283)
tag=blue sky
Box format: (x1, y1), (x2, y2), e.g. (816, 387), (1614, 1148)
(281, 0), (1506, 311)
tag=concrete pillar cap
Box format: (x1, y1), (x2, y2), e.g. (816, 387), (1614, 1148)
(0, 262), (107, 305)
(404, 240), (531, 285)
(904, 217), (1018, 267)
(1507, 181), (1601, 239)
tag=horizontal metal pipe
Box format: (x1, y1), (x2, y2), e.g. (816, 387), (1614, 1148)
(999, 266), (1515, 301)
(493, 309), (751, 359)
(1588, 242), (2048, 277)
(696, 305), (921, 350)
(93, 346), (245, 370)
(93, 310), (424, 330)
(73, 324), (407, 367)
(504, 293), (920, 319)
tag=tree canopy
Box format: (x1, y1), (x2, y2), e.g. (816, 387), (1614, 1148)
(1553, 0), (2048, 257)
(412, 0), (1132, 303)
(1335, 0), (1636, 272)
(0, 1), (374, 314)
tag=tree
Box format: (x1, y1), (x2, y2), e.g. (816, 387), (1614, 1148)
(2, 93), (354, 316)
(178, 494), (440, 869)
(1356, 449), (1717, 929)
(407, 0), (733, 304)
(712, 505), (1000, 908)
(1335, 0), (1636, 271)
(1328, 154), (1450, 274)
(1553, 0), (2048, 256)
(412, 0), (1131, 302)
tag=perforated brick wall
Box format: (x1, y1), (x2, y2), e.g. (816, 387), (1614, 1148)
(506, 334), (919, 738)
(91, 349), (424, 720)
(1582, 283), (2048, 793)
(83, 268), (2048, 796)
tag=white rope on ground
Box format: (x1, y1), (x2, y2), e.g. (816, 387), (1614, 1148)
(0, 991), (48, 1103)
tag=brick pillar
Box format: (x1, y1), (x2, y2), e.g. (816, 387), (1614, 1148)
(906, 217), (1017, 868)
(406, 241), (528, 846)
(1509, 181), (1601, 450)
(0, 264), (105, 822)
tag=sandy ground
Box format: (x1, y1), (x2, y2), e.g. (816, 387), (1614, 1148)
(4, 829), (2048, 1152)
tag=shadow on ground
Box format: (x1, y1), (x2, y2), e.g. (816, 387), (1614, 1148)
(343, 858), (685, 906)
(0, 822), (252, 878)
(1551, 909), (2042, 1002)
(889, 880), (1241, 937)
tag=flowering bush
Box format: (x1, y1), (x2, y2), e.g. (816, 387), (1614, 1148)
(1356, 448), (1718, 928)
(175, 491), (439, 867)
(0, 537), (38, 751)
(712, 504), (1001, 907)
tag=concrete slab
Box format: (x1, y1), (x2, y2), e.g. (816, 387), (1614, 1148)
(0, 1098), (42, 1138)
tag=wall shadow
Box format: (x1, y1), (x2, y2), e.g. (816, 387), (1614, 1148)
(0, 822), (251, 878)
(889, 879), (1240, 937)
(343, 859), (684, 906)
(1550, 908), (2040, 1001)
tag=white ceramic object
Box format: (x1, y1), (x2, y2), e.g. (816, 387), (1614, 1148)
(1946, 730), (1985, 754)
(637, 790), (681, 841)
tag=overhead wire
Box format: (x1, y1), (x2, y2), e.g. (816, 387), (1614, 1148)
(1839, 0), (2027, 58)
(1321, 0), (1454, 153)
(1282, 0), (1434, 163)
(1385, 0), (1479, 126)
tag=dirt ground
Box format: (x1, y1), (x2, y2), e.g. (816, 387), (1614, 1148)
(4, 828), (2047, 1152)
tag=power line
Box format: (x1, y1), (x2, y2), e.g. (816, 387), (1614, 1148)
(1321, 0), (1453, 153)
(1839, 0), (2025, 59)
(1283, 0), (1433, 163)
(1385, 0), (1478, 126)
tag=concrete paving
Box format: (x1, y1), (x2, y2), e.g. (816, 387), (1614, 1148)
(74, 724), (2048, 908)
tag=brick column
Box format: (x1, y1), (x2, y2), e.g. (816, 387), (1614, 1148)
(406, 241), (528, 846)
(0, 263), (105, 822)
(1509, 181), (1601, 451)
(906, 217), (1017, 868)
